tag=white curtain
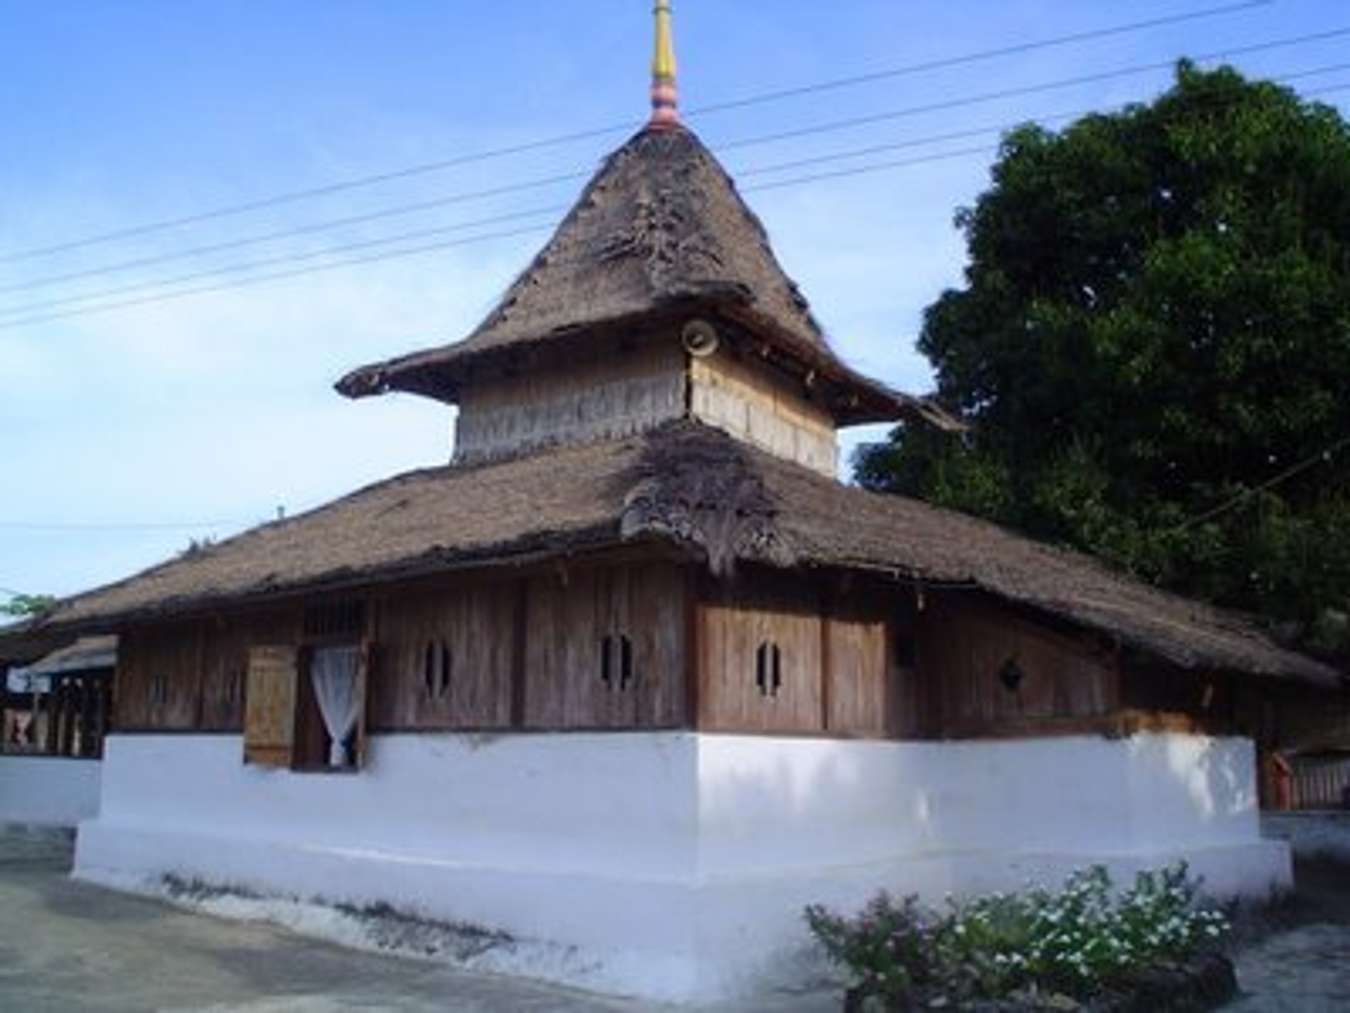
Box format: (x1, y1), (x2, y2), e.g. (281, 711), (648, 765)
(311, 645), (361, 767)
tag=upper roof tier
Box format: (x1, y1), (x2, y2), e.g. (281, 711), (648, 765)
(336, 126), (958, 430)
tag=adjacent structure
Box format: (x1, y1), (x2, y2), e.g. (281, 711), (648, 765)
(6, 6), (1343, 1002)
(0, 636), (112, 828)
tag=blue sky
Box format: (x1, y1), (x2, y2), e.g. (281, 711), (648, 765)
(2, 0), (1347, 600)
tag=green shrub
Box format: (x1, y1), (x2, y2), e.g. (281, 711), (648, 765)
(805, 863), (1228, 1008)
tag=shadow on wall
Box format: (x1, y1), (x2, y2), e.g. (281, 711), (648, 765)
(1148, 734), (1257, 828)
(700, 733), (1261, 877)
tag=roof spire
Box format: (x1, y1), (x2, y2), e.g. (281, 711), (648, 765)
(649, 0), (680, 129)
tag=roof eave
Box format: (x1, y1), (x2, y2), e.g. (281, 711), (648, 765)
(336, 297), (965, 433)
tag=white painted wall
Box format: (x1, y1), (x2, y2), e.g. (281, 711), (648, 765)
(75, 731), (1288, 1003)
(0, 755), (101, 828)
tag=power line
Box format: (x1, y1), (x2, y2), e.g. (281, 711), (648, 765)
(0, 145), (1022, 330)
(3, 69), (1346, 329)
(0, 1), (1274, 264)
(1173, 436), (1350, 533)
(690, 0), (1274, 116)
(10, 73), (1350, 330)
(735, 66), (1350, 179)
(0, 223), (558, 329)
(6, 42), (1347, 305)
(0, 198), (582, 296)
(0, 519), (256, 532)
(715, 28), (1350, 154)
(0, 206), (569, 316)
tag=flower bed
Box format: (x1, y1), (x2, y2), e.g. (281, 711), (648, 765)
(806, 863), (1236, 1011)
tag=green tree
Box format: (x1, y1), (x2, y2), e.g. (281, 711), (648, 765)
(856, 62), (1350, 659)
(1, 593), (56, 619)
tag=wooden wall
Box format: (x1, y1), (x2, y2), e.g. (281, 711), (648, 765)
(689, 350), (838, 477)
(454, 340), (686, 464)
(370, 581), (516, 730)
(114, 560), (691, 736)
(699, 574), (823, 733)
(113, 561), (1255, 745)
(694, 571), (904, 737)
(917, 592), (1120, 737)
(1120, 663), (1235, 734)
(117, 607), (300, 731)
(523, 562), (687, 729)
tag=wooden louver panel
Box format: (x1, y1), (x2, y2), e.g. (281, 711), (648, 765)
(244, 645), (298, 767)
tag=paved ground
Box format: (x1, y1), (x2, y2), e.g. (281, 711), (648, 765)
(1224, 854), (1350, 1012)
(6, 828), (1350, 1012)
(0, 830), (831, 1013)
(1227, 923), (1350, 1012)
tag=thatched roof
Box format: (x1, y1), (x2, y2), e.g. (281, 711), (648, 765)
(336, 126), (956, 429)
(13, 422), (1336, 689)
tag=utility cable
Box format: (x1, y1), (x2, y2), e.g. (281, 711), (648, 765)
(0, 206), (570, 315)
(5, 44), (1347, 301)
(714, 29), (1350, 153)
(4, 71), (1347, 329)
(0, 144), (1005, 329)
(0, 223), (558, 329)
(6, 72), (1350, 330)
(0, 519), (257, 532)
(1172, 436), (1350, 533)
(0, 1), (1275, 263)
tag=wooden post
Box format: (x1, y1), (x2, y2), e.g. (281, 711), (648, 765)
(819, 584), (833, 734)
(78, 677), (96, 756)
(92, 679), (109, 758)
(44, 684), (58, 755)
(60, 680), (77, 757)
(510, 579), (528, 728)
(684, 567), (700, 729)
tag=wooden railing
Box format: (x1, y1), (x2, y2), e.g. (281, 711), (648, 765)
(1, 675), (112, 759)
(1291, 758), (1350, 810)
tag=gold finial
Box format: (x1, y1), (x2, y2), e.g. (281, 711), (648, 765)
(650, 0), (680, 129)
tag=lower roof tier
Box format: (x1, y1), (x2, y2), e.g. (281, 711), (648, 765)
(11, 421), (1338, 688)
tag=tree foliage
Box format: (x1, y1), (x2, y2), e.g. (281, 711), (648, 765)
(856, 63), (1350, 658)
(1, 593), (56, 619)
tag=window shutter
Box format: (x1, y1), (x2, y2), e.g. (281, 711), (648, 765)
(243, 645), (298, 767)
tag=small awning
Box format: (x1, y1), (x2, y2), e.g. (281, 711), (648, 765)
(7, 635), (117, 692)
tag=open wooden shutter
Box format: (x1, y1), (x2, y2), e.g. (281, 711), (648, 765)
(243, 645), (298, 767)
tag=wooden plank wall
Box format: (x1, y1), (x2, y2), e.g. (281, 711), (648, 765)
(370, 581), (516, 730)
(917, 592), (1120, 736)
(689, 350), (839, 477)
(698, 573), (824, 733)
(112, 567), (1187, 744)
(117, 607), (300, 731)
(696, 571), (909, 737)
(1121, 663), (1235, 735)
(824, 597), (890, 736)
(523, 562), (687, 729)
(115, 561), (690, 735)
(116, 621), (204, 730)
(454, 341), (686, 464)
